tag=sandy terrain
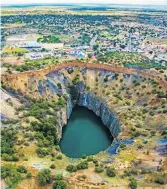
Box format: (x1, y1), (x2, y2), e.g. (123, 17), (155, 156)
(1, 56), (25, 65)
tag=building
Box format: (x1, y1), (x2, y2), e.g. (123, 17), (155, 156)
(25, 52), (53, 60)
(6, 34), (38, 45)
(15, 41), (41, 48)
(42, 43), (64, 50)
(70, 50), (87, 59)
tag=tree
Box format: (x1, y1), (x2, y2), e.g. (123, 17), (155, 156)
(67, 68), (73, 74)
(26, 173), (32, 179)
(77, 161), (88, 170)
(56, 154), (63, 160)
(11, 154), (19, 161)
(1, 164), (22, 188)
(37, 169), (51, 186)
(66, 165), (77, 172)
(57, 83), (62, 89)
(50, 164), (56, 169)
(1, 128), (17, 159)
(53, 174), (67, 189)
(154, 178), (164, 185)
(36, 147), (49, 158)
(17, 165), (27, 173)
(106, 167), (116, 177)
(54, 174), (63, 181)
(95, 166), (104, 173)
(93, 44), (99, 51)
(129, 177), (137, 189)
(53, 180), (67, 189)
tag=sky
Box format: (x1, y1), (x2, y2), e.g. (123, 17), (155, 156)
(2, 0), (167, 5)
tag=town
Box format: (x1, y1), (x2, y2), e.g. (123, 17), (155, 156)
(1, 5), (167, 74)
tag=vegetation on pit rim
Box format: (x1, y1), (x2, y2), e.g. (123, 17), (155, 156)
(26, 98), (66, 157)
(37, 170), (67, 189)
(98, 52), (167, 69)
(1, 97), (67, 161)
(1, 128), (19, 162)
(2, 52), (167, 74)
(1, 67), (167, 188)
(15, 57), (59, 72)
(2, 164), (31, 189)
(2, 58), (85, 73)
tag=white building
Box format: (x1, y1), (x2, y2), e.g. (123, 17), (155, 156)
(25, 52), (54, 60)
(15, 41), (41, 48)
(42, 43), (64, 50)
(6, 34), (38, 45)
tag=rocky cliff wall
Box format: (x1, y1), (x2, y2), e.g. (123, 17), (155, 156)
(2, 67), (121, 141)
(36, 68), (122, 140)
(56, 86), (121, 140)
(56, 91), (121, 141)
(77, 92), (121, 138)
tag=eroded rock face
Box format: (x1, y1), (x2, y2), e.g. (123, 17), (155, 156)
(36, 68), (122, 140)
(78, 92), (121, 138)
(2, 67), (121, 141)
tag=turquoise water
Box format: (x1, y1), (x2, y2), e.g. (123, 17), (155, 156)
(60, 106), (113, 158)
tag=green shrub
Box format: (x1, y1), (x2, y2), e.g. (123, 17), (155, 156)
(124, 170), (131, 177)
(93, 159), (99, 166)
(120, 144), (126, 149)
(50, 164), (56, 169)
(104, 77), (108, 82)
(151, 131), (156, 136)
(141, 169), (151, 174)
(161, 130), (167, 136)
(53, 180), (67, 189)
(37, 169), (51, 186)
(106, 167), (116, 177)
(12, 154), (19, 161)
(24, 142), (29, 146)
(129, 177), (137, 189)
(67, 68), (73, 74)
(87, 156), (94, 162)
(77, 161), (88, 170)
(57, 83), (62, 89)
(1, 128), (17, 161)
(26, 173), (32, 179)
(36, 147), (49, 157)
(93, 159), (98, 164)
(95, 166), (104, 173)
(37, 35), (61, 43)
(154, 178), (164, 185)
(130, 169), (138, 175)
(56, 154), (63, 160)
(82, 154), (87, 159)
(17, 166), (27, 173)
(54, 174), (63, 181)
(1, 164), (22, 188)
(82, 175), (87, 179)
(72, 74), (80, 85)
(57, 97), (66, 107)
(66, 165), (77, 172)
(55, 145), (60, 151)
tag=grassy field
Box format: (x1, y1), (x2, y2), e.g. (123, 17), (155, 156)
(2, 47), (28, 55)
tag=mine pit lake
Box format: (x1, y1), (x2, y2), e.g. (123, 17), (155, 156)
(60, 106), (113, 158)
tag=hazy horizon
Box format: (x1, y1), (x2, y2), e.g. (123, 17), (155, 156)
(1, 0), (167, 6)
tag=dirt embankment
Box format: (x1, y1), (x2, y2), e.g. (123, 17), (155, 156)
(2, 62), (167, 92)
